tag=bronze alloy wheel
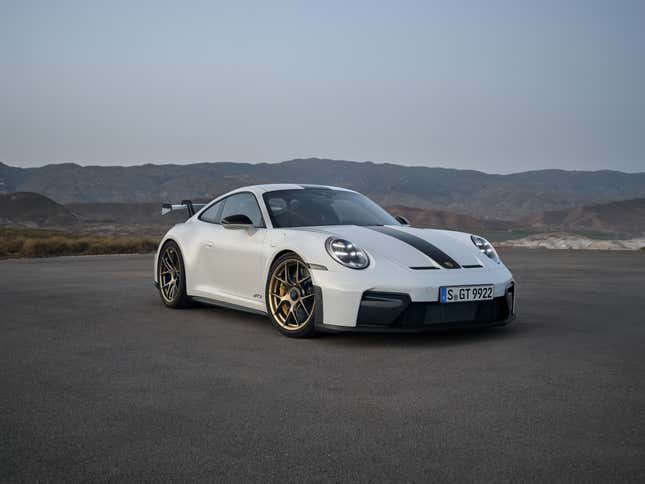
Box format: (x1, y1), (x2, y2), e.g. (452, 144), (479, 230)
(158, 241), (190, 308)
(268, 257), (316, 332)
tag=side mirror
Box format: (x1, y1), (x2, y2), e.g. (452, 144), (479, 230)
(395, 215), (411, 226)
(221, 214), (254, 228)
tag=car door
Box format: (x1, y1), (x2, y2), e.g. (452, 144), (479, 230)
(189, 198), (225, 297)
(194, 192), (269, 307)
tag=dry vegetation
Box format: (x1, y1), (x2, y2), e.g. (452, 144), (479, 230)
(0, 227), (159, 259)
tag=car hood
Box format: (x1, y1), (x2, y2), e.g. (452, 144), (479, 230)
(296, 225), (491, 269)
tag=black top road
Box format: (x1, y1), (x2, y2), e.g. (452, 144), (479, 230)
(2, 249), (644, 482)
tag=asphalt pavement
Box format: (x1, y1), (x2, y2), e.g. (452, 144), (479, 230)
(1, 249), (645, 482)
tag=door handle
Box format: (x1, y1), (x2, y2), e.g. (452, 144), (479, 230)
(205, 241), (215, 249)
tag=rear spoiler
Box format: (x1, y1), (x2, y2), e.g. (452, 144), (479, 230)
(161, 200), (207, 217)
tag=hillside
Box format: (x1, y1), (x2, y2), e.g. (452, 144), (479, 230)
(65, 202), (188, 236)
(521, 198), (645, 237)
(0, 191), (521, 236)
(385, 205), (517, 232)
(0, 192), (77, 227)
(2, 159), (645, 219)
(67, 202), (184, 226)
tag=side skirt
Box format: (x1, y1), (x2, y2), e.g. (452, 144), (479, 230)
(190, 295), (268, 316)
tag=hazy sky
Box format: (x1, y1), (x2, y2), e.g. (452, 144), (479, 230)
(1, 0), (644, 172)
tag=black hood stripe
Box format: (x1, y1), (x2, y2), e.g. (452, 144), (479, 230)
(368, 226), (461, 269)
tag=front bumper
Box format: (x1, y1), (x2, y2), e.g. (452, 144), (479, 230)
(316, 281), (516, 332)
(316, 283), (515, 333)
(311, 262), (515, 329)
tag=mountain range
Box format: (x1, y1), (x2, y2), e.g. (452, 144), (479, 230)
(2, 159), (645, 220)
(2, 191), (644, 238)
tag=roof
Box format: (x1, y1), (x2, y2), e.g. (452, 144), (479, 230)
(243, 184), (355, 194)
(205, 184), (356, 206)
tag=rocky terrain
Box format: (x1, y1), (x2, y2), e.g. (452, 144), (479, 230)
(386, 204), (517, 232)
(0, 192), (78, 227)
(2, 189), (644, 250)
(520, 198), (645, 238)
(66, 202), (186, 236)
(1, 157), (644, 250)
(498, 233), (645, 251)
(2, 159), (645, 220)
(0, 193), (184, 236)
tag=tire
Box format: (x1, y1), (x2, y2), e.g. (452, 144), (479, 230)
(265, 252), (318, 338)
(157, 240), (192, 308)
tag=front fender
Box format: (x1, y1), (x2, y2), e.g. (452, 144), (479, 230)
(153, 223), (194, 284)
(262, 229), (332, 287)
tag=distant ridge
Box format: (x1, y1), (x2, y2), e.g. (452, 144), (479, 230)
(385, 205), (517, 232)
(2, 190), (643, 240)
(2, 159), (645, 219)
(0, 192), (78, 227)
(521, 198), (645, 237)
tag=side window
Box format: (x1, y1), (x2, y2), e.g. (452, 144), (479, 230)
(199, 200), (224, 223)
(219, 193), (264, 227)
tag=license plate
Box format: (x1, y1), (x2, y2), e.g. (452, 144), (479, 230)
(440, 285), (494, 303)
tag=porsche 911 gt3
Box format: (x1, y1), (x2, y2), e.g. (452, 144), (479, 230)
(154, 185), (516, 337)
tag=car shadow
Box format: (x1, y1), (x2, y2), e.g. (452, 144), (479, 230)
(185, 299), (527, 348)
(314, 321), (530, 349)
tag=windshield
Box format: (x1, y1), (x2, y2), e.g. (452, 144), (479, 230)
(262, 189), (400, 228)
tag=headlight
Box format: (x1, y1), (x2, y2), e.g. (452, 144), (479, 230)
(325, 237), (370, 269)
(471, 235), (500, 263)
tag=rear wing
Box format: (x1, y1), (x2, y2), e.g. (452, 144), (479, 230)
(161, 200), (207, 217)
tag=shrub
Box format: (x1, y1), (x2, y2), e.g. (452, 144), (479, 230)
(0, 228), (159, 259)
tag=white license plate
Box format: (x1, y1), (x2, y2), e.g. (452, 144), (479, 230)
(440, 285), (494, 303)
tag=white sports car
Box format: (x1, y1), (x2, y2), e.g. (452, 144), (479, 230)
(154, 184), (516, 337)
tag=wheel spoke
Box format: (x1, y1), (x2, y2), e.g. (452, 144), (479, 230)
(162, 255), (174, 272)
(289, 262), (298, 285)
(272, 274), (288, 285)
(270, 286), (289, 300)
(298, 300), (310, 317)
(284, 304), (294, 325)
(298, 273), (311, 283)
